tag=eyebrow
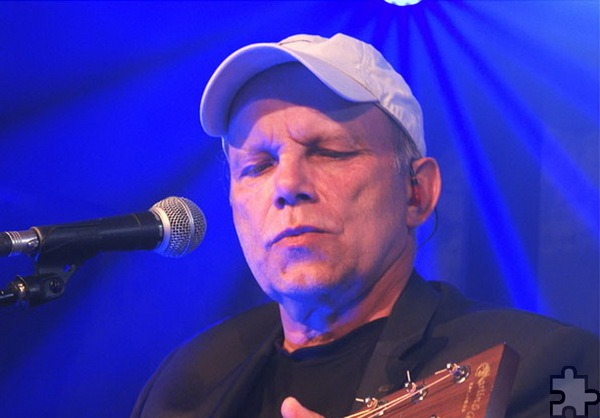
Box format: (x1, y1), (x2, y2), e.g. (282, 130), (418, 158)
(296, 129), (362, 147)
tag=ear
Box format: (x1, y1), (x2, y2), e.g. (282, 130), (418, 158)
(406, 157), (441, 229)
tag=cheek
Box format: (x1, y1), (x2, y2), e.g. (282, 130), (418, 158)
(230, 186), (269, 254)
(336, 162), (403, 210)
(231, 199), (255, 244)
(230, 185), (251, 229)
(348, 172), (407, 240)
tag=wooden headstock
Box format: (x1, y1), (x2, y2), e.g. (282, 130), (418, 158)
(348, 343), (519, 418)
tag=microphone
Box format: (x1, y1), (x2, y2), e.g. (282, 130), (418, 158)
(0, 197), (207, 260)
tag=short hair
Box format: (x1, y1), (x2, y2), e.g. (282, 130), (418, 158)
(383, 110), (422, 174)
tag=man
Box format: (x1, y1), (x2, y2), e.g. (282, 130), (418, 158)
(132, 34), (599, 418)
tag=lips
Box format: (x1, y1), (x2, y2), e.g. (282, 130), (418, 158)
(268, 226), (324, 247)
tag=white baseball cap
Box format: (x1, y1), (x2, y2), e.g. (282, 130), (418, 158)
(200, 33), (425, 156)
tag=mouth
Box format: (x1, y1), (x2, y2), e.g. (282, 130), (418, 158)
(269, 226), (324, 247)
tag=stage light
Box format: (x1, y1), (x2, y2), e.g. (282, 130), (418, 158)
(384, 0), (422, 6)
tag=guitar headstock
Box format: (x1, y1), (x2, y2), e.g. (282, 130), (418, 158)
(348, 343), (519, 418)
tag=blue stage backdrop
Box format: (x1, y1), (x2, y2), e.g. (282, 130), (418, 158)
(0, 1), (597, 417)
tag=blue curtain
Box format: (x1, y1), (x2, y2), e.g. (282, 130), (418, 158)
(0, 2), (597, 416)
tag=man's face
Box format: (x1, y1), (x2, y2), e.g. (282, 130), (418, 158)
(226, 65), (412, 307)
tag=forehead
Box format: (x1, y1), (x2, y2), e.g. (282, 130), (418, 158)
(225, 63), (395, 150)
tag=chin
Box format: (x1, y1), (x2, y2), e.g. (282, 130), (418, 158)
(266, 269), (359, 302)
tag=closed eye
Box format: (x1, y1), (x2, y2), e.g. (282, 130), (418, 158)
(309, 148), (360, 159)
(239, 160), (275, 178)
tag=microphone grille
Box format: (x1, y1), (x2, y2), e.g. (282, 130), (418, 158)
(150, 197), (207, 258)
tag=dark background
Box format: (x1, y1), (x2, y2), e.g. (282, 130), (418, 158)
(0, 1), (598, 417)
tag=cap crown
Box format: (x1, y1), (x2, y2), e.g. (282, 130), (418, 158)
(200, 33), (425, 156)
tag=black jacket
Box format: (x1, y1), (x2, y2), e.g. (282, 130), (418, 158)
(132, 272), (599, 417)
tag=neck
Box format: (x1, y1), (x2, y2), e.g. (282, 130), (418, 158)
(279, 240), (415, 353)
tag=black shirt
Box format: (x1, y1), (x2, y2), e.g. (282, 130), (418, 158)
(241, 318), (388, 418)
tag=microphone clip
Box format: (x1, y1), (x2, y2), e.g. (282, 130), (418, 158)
(1, 252), (83, 309)
(1, 273), (67, 308)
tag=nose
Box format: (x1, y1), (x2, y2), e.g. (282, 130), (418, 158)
(273, 158), (316, 208)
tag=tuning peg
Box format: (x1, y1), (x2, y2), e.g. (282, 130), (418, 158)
(354, 397), (382, 409)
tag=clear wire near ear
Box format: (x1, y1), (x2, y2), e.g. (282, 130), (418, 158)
(407, 159), (439, 249)
(418, 207), (438, 250)
(408, 160), (417, 184)
(408, 160), (419, 205)
(409, 161), (418, 186)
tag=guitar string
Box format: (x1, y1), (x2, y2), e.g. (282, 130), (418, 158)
(344, 372), (452, 418)
(343, 371), (455, 418)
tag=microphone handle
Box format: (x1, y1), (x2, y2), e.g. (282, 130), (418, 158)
(1, 211), (163, 259)
(0, 233), (13, 257)
(33, 211), (163, 259)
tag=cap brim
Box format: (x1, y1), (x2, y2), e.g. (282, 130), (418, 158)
(200, 43), (377, 137)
